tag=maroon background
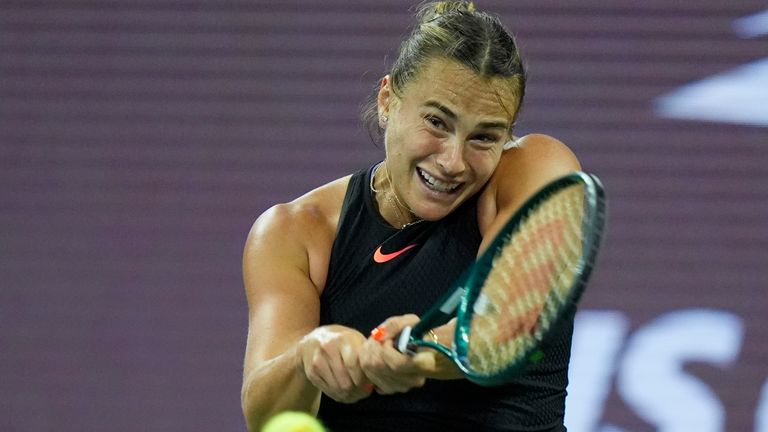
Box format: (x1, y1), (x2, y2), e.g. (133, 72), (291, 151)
(2, 1), (766, 431)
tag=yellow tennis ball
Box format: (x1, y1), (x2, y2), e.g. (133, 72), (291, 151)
(261, 411), (325, 432)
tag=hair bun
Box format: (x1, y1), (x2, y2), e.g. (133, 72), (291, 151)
(418, 1), (477, 24)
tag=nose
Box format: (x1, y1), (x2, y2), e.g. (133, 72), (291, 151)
(435, 136), (466, 176)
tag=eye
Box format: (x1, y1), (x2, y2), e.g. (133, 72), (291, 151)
(471, 134), (500, 146)
(425, 115), (446, 130)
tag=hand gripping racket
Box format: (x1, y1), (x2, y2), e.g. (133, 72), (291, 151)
(395, 171), (606, 386)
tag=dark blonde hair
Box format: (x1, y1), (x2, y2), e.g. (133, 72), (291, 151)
(364, 1), (527, 141)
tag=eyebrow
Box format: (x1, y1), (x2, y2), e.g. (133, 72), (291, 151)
(424, 100), (509, 130)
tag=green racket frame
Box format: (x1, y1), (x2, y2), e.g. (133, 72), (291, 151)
(396, 171), (606, 386)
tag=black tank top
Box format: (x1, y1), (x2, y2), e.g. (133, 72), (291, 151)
(318, 165), (572, 432)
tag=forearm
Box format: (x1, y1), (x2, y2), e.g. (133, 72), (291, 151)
(241, 346), (321, 432)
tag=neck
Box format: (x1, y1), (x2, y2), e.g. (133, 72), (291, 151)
(371, 163), (420, 229)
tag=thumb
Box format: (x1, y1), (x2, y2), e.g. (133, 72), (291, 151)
(370, 314), (420, 342)
(411, 350), (437, 373)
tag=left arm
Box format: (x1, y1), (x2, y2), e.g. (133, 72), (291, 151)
(478, 133), (581, 252)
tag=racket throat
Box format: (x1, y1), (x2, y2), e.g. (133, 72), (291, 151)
(439, 287), (466, 314)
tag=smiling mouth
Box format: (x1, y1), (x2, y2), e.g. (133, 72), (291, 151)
(417, 168), (462, 193)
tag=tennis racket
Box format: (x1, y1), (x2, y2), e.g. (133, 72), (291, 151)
(395, 171), (606, 386)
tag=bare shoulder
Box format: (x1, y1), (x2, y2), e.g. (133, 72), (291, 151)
(244, 175), (351, 295)
(265, 175), (350, 240)
(477, 134), (581, 244)
(241, 175), (350, 367)
(496, 133), (580, 195)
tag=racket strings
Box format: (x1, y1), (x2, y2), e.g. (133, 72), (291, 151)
(467, 184), (587, 375)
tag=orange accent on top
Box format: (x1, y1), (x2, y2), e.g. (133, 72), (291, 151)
(371, 326), (387, 342)
(373, 243), (418, 263)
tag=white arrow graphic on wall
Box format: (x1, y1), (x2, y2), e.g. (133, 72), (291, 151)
(654, 10), (768, 128)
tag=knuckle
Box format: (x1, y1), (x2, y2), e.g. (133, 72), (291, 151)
(336, 388), (366, 404)
(360, 357), (381, 370)
(308, 358), (325, 376)
(310, 355), (323, 369)
(358, 354), (371, 366)
(394, 386), (409, 394)
(319, 342), (336, 356)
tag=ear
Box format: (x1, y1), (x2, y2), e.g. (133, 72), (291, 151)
(377, 75), (392, 121)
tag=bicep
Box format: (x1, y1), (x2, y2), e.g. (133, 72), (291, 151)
(242, 207), (323, 372)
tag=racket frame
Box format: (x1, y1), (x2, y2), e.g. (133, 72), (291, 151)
(396, 171), (606, 386)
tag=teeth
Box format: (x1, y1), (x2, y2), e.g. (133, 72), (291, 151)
(419, 169), (460, 192)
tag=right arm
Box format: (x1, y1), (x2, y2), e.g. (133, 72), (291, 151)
(240, 202), (371, 431)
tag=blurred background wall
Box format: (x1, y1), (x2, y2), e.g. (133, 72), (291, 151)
(2, 1), (766, 431)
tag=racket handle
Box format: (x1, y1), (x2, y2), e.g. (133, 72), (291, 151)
(396, 326), (413, 354)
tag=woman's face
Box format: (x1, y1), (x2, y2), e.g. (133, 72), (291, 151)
(378, 57), (518, 221)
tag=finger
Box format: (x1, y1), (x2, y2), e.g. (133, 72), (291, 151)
(304, 351), (334, 392)
(360, 340), (420, 394)
(359, 340), (395, 392)
(371, 314), (420, 342)
(327, 350), (356, 393)
(322, 355), (363, 403)
(411, 350), (437, 373)
(357, 340), (387, 394)
(340, 343), (368, 388)
(371, 373), (423, 395)
(379, 339), (408, 371)
(359, 337), (385, 372)
(370, 326), (387, 342)
(374, 341), (435, 390)
(364, 338), (415, 378)
(365, 370), (408, 395)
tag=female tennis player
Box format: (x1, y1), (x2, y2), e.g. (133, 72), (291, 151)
(241, 2), (581, 431)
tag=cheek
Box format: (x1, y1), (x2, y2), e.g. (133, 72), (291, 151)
(466, 149), (502, 178)
(392, 127), (443, 157)
(417, 133), (445, 154)
(383, 126), (406, 157)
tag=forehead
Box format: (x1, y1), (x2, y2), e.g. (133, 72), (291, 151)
(399, 58), (517, 122)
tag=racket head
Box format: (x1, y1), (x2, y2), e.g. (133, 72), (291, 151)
(452, 171), (606, 385)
